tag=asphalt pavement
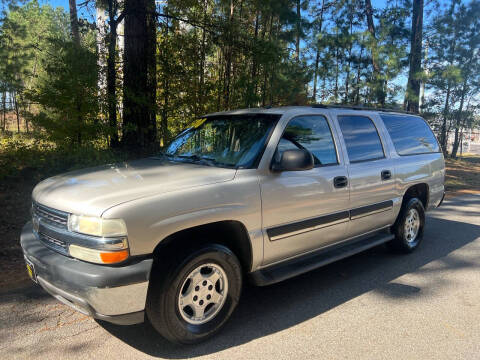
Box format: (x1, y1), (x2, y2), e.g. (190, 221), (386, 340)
(1, 194), (479, 359)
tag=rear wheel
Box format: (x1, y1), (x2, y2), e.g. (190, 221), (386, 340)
(388, 197), (425, 253)
(146, 244), (242, 344)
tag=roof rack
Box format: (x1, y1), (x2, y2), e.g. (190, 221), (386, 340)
(311, 103), (415, 115)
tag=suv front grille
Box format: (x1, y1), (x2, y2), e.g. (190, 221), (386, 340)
(32, 202), (69, 228)
(39, 232), (68, 253)
(32, 202), (70, 256)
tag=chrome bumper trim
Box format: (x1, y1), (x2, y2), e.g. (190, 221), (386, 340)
(37, 275), (149, 316)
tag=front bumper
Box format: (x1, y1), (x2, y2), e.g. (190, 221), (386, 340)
(20, 222), (153, 325)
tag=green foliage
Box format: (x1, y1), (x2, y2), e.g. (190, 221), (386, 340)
(423, 0), (480, 155)
(0, 1), (69, 103)
(26, 38), (100, 145)
(0, 0), (478, 160)
(0, 132), (128, 181)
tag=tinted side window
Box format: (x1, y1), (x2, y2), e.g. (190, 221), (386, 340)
(380, 114), (440, 155)
(338, 115), (385, 163)
(277, 116), (338, 166)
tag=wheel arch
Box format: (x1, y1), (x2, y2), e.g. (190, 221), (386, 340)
(402, 183), (429, 209)
(152, 220), (253, 273)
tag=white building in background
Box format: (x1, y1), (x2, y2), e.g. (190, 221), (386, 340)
(447, 128), (480, 155)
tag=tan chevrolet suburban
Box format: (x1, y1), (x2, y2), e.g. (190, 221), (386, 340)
(21, 105), (445, 344)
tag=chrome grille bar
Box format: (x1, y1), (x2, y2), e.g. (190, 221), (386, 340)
(32, 202), (69, 228)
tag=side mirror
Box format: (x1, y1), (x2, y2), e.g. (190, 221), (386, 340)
(272, 149), (314, 172)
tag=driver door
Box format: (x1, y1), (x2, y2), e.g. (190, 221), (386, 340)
(260, 115), (350, 265)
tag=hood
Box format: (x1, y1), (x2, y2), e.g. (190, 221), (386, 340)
(32, 158), (237, 217)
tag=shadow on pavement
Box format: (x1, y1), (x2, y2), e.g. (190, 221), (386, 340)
(99, 197), (480, 358)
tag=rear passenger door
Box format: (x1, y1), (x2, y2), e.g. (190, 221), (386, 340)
(335, 113), (397, 238)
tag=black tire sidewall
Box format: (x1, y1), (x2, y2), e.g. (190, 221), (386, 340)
(393, 198), (425, 252)
(147, 244), (242, 344)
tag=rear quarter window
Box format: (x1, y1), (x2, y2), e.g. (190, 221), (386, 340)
(380, 114), (440, 155)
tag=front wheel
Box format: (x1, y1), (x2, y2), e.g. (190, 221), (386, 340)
(146, 244), (242, 344)
(388, 197), (425, 253)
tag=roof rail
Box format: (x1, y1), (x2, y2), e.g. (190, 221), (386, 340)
(311, 103), (415, 114)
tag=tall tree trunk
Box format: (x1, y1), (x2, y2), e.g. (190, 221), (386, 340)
(69, 0), (83, 145)
(451, 78), (469, 158)
(355, 43), (364, 105)
(365, 0), (379, 74)
(439, 1), (457, 154)
(249, 9), (260, 107)
(68, 0), (80, 45)
(161, 5), (170, 146)
(344, 9), (354, 103)
(106, 0), (119, 147)
(216, 48), (223, 111)
(312, 0), (325, 102)
(334, 45), (339, 102)
(440, 84), (451, 154)
(13, 93), (20, 133)
(365, 0), (384, 105)
(419, 39), (429, 110)
(122, 0), (157, 152)
(313, 50), (321, 102)
(1, 92), (6, 132)
(223, 0), (235, 109)
(295, 0), (301, 61)
(406, 0), (424, 113)
(261, 15), (272, 106)
(24, 106), (29, 133)
(199, 0), (208, 111)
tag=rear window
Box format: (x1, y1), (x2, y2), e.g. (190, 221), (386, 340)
(380, 115), (440, 155)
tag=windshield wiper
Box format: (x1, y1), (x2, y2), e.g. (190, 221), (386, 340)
(174, 154), (217, 167)
(162, 153), (235, 168)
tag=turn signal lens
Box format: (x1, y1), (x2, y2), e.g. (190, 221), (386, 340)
(99, 250), (130, 263)
(69, 244), (129, 264)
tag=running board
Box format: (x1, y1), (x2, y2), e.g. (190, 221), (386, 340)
(250, 232), (394, 286)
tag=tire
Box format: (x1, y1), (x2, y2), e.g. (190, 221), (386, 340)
(146, 244), (242, 344)
(388, 197), (425, 253)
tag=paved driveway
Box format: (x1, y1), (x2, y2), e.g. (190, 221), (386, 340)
(1, 195), (479, 359)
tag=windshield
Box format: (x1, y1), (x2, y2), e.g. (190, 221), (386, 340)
(165, 114), (279, 168)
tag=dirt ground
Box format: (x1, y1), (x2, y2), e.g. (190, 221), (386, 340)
(0, 177), (35, 290)
(1, 155), (479, 291)
(445, 155), (480, 196)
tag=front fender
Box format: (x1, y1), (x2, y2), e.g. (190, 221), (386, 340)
(102, 170), (264, 271)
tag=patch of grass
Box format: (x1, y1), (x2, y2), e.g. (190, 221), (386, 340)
(445, 155), (480, 194)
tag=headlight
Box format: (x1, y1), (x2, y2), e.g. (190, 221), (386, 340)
(67, 214), (129, 264)
(68, 215), (127, 237)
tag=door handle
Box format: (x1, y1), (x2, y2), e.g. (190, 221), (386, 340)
(333, 176), (348, 188)
(381, 170), (392, 180)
